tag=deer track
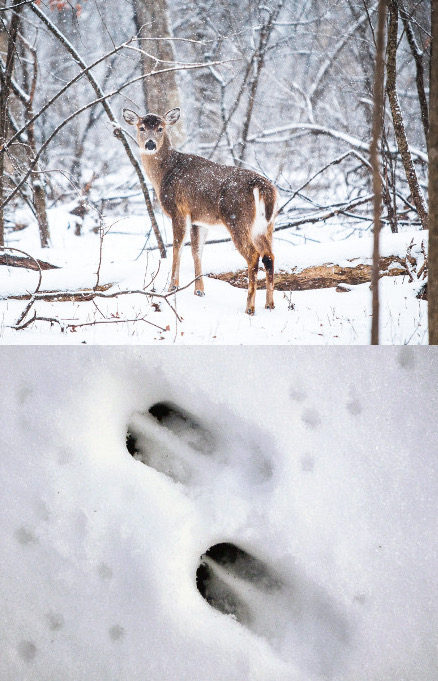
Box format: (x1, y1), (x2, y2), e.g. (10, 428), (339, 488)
(126, 402), (351, 677)
(197, 542), (351, 677)
(126, 401), (274, 487)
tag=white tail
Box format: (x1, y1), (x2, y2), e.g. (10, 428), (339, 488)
(123, 107), (278, 314)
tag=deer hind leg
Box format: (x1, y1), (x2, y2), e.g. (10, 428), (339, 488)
(170, 214), (188, 291)
(254, 232), (275, 310)
(246, 249), (260, 315)
(190, 223), (207, 296)
(225, 227), (261, 315)
(231, 236), (260, 314)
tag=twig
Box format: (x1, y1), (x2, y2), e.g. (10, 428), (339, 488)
(0, 0), (35, 11)
(404, 238), (416, 282)
(278, 151), (372, 214)
(13, 313), (168, 333)
(1, 246), (44, 326)
(5, 275), (205, 303)
(275, 194), (374, 231)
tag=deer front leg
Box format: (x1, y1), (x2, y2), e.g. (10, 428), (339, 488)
(190, 224), (207, 296)
(169, 214), (188, 291)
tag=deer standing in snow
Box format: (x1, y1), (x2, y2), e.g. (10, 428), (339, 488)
(123, 107), (277, 314)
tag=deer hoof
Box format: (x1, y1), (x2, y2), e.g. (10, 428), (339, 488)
(168, 284), (178, 292)
(194, 289), (205, 297)
(265, 303), (275, 310)
(246, 307), (255, 316)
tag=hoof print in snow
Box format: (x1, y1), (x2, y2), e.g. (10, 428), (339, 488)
(126, 402), (214, 484)
(196, 543), (281, 626)
(148, 402), (213, 452)
(127, 401), (273, 487)
(197, 542), (350, 677)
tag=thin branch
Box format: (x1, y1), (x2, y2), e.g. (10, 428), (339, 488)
(12, 312), (168, 333)
(0, 246), (43, 325)
(278, 150), (372, 214)
(199, 122), (428, 163)
(0, 0), (35, 11)
(275, 195), (374, 231)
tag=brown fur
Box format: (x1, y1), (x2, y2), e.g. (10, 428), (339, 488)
(123, 107), (278, 314)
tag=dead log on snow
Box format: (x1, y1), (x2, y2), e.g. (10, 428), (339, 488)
(0, 253), (59, 270)
(209, 256), (411, 292)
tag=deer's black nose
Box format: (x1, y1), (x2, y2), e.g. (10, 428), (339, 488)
(145, 140), (156, 151)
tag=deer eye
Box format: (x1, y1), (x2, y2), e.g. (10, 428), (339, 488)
(139, 126), (145, 131)
(158, 126), (163, 132)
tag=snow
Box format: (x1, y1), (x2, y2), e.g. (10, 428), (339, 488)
(0, 207), (428, 344)
(1, 347), (437, 680)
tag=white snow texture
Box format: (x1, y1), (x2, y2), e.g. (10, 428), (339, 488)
(0, 347), (437, 681)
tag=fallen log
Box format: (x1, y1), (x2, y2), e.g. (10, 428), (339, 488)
(209, 256), (409, 291)
(6, 283), (113, 301)
(0, 253), (59, 270)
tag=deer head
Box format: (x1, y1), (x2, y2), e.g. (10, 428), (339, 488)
(122, 107), (181, 155)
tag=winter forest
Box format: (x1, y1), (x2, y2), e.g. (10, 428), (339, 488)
(0, 0), (437, 343)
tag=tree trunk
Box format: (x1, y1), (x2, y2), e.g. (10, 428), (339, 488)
(398, 0), (429, 147)
(370, 0), (388, 346)
(386, 0), (428, 230)
(22, 37), (51, 248)
(0, 0), (23, 247)
(429, 0), (438, 344)
(132, 0), (185, 147)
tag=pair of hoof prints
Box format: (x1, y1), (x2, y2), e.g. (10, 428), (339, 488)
(126, 403), (350, 676)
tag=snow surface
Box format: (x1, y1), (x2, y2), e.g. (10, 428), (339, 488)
(0, 207), (428, 344)
(0, 347), (437, 681)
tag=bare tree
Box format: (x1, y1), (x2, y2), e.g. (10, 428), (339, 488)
(398, 0), (429, 147)
(0, 0), (23, 247)
(386, 0), (428, 230)
(371, 0), (388, 345)
(20, 32), (50, 247)
(132, 0), (185, 146)
(429, 0), (438, 344)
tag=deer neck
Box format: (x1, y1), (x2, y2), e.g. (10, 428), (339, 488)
(140, 134), (175, 196)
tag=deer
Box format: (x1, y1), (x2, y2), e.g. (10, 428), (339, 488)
(122, 107), (277, 315)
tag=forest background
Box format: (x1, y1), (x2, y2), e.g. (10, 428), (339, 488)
(0, 0), (437, 343)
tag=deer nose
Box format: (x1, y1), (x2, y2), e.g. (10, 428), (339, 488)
(145, 140), (156, 151)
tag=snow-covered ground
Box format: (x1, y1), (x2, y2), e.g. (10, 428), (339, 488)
(1, 347), (437, 680)
(0, 206), (428, 344)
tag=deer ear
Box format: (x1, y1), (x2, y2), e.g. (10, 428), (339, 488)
(123, 108), (140, 126)
(164, 108), (181, 126)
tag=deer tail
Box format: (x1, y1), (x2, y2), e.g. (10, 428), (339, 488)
(251, 180), (277, 254)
